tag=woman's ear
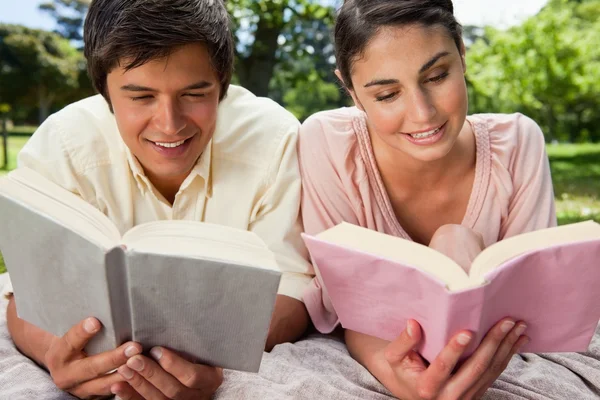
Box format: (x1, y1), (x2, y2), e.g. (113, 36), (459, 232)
(460, 40), (467, 74)
(335, 69), (365, 112)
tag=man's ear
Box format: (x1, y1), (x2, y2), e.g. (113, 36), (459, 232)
(335, 69), (365, 112)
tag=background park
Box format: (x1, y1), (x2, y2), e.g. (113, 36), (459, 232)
(0, 0), (599, 272)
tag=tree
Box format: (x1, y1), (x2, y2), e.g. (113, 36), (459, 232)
(39, 0), (90, 42)
(34, 0), (344, 116)
(0, 24), (85, 123)
(466, 0), (600, 142)
(228, 0), (337, 97)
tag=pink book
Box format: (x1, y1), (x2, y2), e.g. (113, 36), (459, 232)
(302, 221), (600, 362)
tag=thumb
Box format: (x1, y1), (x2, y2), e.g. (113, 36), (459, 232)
(384, 319), (423, 364)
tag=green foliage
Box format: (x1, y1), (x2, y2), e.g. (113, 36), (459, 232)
(466, 0), (600, 142)
(0, 24), (87, 123)
(39, 0), (90, 42)
(282, 70), (341, 120)
(227, 0), (344, 116)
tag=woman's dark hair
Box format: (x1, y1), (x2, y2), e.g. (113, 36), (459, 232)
(84, 0), (234, 102)
(335, 0), (463, 90)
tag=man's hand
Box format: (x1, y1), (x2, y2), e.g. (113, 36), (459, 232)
(45, 317), (142, 398)
(111, 347), (223, 400)
(7, 297), (141, 399)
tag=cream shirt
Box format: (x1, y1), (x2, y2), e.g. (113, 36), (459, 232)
(16, 85), (313, 300)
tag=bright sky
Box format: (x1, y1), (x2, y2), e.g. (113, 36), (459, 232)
(0, 0), (548, 31)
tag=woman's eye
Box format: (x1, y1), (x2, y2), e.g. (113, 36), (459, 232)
(427, 72), (449, 83)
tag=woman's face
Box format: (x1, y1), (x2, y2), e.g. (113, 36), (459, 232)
(347, 24), (468, 163)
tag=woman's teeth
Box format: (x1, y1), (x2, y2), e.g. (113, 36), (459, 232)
(154, 139), (186, 148)
(410, 127), (440, 139)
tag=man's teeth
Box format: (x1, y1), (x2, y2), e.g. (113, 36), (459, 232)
(154, 139), (186, 148)
(410, 127), (440, 139)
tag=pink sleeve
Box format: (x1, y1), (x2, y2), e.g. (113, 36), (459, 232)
(298, 114), (360, 333)
(500, 115), (557, 239)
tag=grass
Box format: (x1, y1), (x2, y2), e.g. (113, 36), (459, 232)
(0, 133), (598, 274)
(0, 135), (29, 175)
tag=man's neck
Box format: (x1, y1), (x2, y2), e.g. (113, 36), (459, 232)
(145, 173), (188, 206)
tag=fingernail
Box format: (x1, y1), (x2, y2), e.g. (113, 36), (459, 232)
(515, 324), (527, 337)
(457, 333), (472, 346)
(119, 366), (134, 379)
(83, 318), (98, 333)
(127, 356), (144, 372)
(501, 320), (516, 334)
(517, 337), (530, 353)
(111, 384), (122, 395)
(124, 345), (139, 358)
(150, 347), (162, 361)
(406, 321), (415, 338)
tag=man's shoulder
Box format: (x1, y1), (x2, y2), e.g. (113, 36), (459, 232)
(25, 95), (120, 171)
(213, 85), (300, 165)
(52, 95), (115, 128)
(217, 85), (299, 139)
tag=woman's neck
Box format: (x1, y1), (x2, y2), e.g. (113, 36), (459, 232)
(370, 120), (475, 193)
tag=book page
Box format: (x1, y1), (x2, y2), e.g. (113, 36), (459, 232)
(470, 220), (600, 279)
(0, 168), (120, 249)
(122, 221), (278, 271)
(316, 222), (476, 290)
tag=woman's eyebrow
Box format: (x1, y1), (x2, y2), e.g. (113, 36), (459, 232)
(419, 51), (450, 73)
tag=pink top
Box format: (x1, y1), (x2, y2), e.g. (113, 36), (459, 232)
(298, 107), (557, 333)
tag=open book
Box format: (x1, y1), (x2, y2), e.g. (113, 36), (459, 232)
(302, 222), (600, 362)
(0, 168), (282, 372)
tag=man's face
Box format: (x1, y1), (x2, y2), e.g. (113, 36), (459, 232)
(106, 43), (220, 192)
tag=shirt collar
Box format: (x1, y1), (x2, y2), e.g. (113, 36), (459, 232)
(124, 140), (213, 198)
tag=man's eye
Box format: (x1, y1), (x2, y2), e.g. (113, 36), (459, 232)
(375, 92), (397, 102)
(131, 95), (153, 101)
(185, 93), (206, 98)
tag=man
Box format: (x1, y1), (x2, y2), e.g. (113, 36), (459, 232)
(6, 0), (313, 398)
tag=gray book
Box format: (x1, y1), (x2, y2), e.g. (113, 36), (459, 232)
(0, 168), (282, 372)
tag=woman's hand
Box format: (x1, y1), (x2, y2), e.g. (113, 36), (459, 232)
(384, 318), (528, 399)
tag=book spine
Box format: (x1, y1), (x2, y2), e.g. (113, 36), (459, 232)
(105, 247), (132, 345)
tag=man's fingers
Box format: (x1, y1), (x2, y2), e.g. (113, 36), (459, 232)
(69, 341), (143, 383)
(121, 354), (186, 399)
(384, 319), (423, 365)
(152, 347), (223, 394)
(61, 317), (101, 354)
(417, 330), (472, 399)
(111, 381), (145, 400)
(68, 371), (126, 399)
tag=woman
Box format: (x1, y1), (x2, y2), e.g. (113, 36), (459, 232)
(299, 0), (556, 399)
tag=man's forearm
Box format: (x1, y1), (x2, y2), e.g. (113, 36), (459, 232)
(265, 294), (309, 351)
(6, 296), (52, 367)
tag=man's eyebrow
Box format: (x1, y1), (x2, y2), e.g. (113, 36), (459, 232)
(182, 81), (213, 90)
(120, 81), (214, 92)
(419, 51), (450, 73)
(120, 84), (156, 92)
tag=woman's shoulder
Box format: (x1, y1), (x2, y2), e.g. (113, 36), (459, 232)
(469, 113), (546, 167)
(298, 107), (365, 167)
(299, 107), (362, 146)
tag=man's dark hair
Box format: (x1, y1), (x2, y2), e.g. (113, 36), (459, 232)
(335, 0), (463, 90)
(84, 0), (234, 102)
